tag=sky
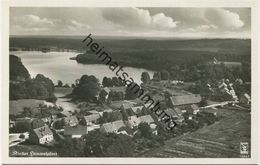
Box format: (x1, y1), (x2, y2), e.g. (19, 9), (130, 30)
(10, 7), (251, 38)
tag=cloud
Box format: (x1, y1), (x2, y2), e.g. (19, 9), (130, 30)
(66, 20), (90, 31)
(9, 7), (250, 38)
(102, 7), (179, 30)
(196, 24), (218, 31)
(14, 14), (55, 28)
(205, 9), (244, 29)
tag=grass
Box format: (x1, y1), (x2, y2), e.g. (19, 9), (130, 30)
(142, 107), (251, 158)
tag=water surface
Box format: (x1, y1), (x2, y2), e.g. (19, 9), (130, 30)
(11, 51), (154, 85)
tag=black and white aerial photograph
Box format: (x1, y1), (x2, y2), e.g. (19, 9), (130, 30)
(7, 6), (253, 159)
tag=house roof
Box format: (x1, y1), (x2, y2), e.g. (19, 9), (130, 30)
(138, 115), (154, 124)
(121, 103), (134, 110)
(64, 125), (88, 136)
(112, 120), (125, 131)
(101, 123), (114, 133)
(101, 120), (125, 133)
(64, 116), (79, 123)
(84, 114), (100, 122)
(108, 86), (126, 93)
(174, 107), (182, 115)
(33, 125), (53, 139)
(103, 108), (113, 113)
(191, 104), (199, 110)
(170, 94), (202, 106)
(127, 116), (141, 127)
(88, 110), (99, 114)
(131, 106), (143, 114)
(102, 87), (111, 94)
(243, 93), (251, 100)
(164, 108), (179, 117)
(111, 100), (136, 109)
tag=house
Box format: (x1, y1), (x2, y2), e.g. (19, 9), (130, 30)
(9, 120), (15, 128)
(88, 110), (99, 114)
(150, 123), (158, 135)
(201, 108), (218, 117)
(175, 107), (186, 114)
(130, 106), (144, 115)
(82, 114), (100, 125)
(64, 125), (88, 138)
(29, 125), (54, 145)
(41, 117), (52, 124)
(99, 87), (111, 100)
(164, 108), (179, 119)
(121, 103), (134, 110)
(99, 108), (113, 117)
(125, 116), (141, 128)
(164, 108), (184, 122)
(169, 94), (202, 110)
(108, 86), (126, 95)
(240, 93), (251, 104)
(111, 100), (136, 109)
(63, 116), (79, 127)
(13, 118), (45, 132)
(138, 115), (154, 124)
(30, 118), (45, 129)
(187, 104), (200, 114)
(100, 120), (125, 133)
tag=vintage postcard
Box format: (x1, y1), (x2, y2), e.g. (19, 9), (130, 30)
(1, 0), (260, 164)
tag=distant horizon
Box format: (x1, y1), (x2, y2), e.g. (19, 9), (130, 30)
(9, 34), (251, 40)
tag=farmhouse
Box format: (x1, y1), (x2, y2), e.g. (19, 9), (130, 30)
(187, 104), (200, 114)
(130, 106), (144, 115)
(126, 115), (141, 128)
(239, 93), (251, 105)
(63, 116), (79, 127)
(100, 120), (125, 133)
(82, 114), (100, 125)
(29, 125), (54, 145)
(138, 115), (154, 125)
(64, 125), (88, 138)
(169, 94), (202, 109)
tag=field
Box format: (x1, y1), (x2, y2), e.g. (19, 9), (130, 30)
(143, 108), (251, 158)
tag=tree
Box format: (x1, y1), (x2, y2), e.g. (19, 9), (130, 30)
(112, 77), (120, 86)
(138, 122), (152, 139)
(105, 134), (135, 157)
(161, 70), (170, 80)
(10, 55), (30, 81)
(125, 83), (139, 100)
(153, 72), (161, 81)
(72, 75), (100, 101)
(59, 138), (85, 157)
(57, 80), (63, 87)
(10, 73), (57, 102)
(84, 131), (135, 157)
(141, 72), (151, 84)
(102, 77), (109, 87)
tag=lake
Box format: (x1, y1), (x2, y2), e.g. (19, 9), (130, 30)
(10, 51), (154, 85)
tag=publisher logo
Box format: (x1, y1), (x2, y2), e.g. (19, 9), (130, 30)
(240, 142), (249, 155)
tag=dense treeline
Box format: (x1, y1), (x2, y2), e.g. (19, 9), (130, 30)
(9, 55), (57, 102)
(10, 74), (57, 102)
(10, 55), (30, 81)
(150, 62), (251, 83)
(76, 49), (250, 71)
(10, 37), (250, 71)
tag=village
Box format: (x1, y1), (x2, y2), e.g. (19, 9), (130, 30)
(9, 57), (251, 156)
